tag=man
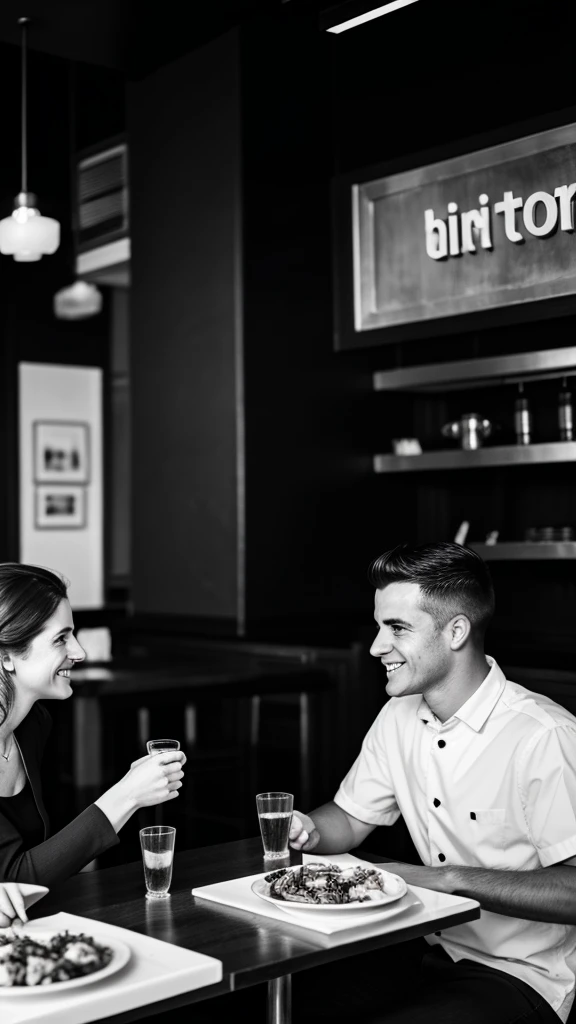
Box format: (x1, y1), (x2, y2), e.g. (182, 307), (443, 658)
(290, 542), (576, 1023)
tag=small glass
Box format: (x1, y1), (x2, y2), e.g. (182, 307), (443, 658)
(140, 825), (176, 899)
(146, 738), (180, 755)
(256, 791), (294, 859)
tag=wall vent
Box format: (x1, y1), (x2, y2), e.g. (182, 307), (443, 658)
(77, 142), (128, 251)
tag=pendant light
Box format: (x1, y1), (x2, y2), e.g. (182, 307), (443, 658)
(52, 62), (101, 319)
(0, 17), (60, 262)
(53, 280), (103, 319)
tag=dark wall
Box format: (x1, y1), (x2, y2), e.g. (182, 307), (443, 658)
(127, 31), (242, 624)
(240, 16), (375, 637)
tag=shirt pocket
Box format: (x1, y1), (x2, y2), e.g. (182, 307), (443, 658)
(469, 808), (507, 867)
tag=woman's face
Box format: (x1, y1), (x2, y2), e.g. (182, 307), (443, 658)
(1, 598), (85, 703)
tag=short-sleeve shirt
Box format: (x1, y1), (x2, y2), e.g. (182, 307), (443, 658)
(334, 657), (576, 1022)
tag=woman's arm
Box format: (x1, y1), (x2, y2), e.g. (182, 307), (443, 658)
(0, 749), (185, 887)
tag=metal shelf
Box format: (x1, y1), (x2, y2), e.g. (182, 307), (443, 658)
(373, 347), (576, 393)
(470, 543), (576, 561)
(373, 442), (576, 473)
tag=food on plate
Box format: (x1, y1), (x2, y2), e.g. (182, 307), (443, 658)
(0, 930), (113, 987)
(263, 863), (403, 905)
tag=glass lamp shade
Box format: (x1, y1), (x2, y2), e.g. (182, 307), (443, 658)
(0, 200), (60, 261)
(53, 280), (103, 320)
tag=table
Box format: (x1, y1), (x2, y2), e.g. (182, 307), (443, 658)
(71, 663), (333, 810)
(30, 838), (481, 1024)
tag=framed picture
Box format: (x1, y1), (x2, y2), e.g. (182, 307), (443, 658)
(35, 486), (86, 530)
(33, 421), (90, 484)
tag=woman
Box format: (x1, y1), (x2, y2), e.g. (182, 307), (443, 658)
(0, 563), (186, 887)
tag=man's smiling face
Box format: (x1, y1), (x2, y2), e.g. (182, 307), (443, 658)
(370, 582), (453, 699)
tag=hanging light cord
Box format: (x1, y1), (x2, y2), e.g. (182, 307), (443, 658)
(19, 16), (29, 195)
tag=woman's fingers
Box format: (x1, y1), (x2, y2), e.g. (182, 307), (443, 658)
(0, 884), (27, 925)
(6, 885), (27, 923)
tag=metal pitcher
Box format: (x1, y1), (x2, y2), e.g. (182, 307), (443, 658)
(442, 413), (492, 450)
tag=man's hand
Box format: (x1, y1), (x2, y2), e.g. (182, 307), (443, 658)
(289, 811), (320, 852)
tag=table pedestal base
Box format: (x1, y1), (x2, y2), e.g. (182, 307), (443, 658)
(268, 974), (292, 1024)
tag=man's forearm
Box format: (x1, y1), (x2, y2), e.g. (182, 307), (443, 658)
(383, 861), (576, 925)
(450, 865), (576, 924)
(306, 802), (361, 854)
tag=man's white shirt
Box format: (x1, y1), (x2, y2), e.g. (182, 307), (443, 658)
(334, 657), (576, 1022)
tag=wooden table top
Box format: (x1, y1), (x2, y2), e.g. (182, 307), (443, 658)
(71, 662), (331, 697)
(29, 838), (481, 1024)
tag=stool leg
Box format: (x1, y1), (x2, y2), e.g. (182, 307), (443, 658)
(249, 695), (261, 799)
(185, 704), (197, 749)
(268, 975), (292, 1024)
(137, 707), (150, 754)
(299, 693), (310, 809)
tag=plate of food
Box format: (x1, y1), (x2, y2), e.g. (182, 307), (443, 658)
(252, 862), (407, 911)
(0, 929), (131, 995)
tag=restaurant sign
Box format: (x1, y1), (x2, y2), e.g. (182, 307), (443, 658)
(352, 124), (576, 332)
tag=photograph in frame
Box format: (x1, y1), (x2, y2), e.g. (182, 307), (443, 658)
(33, 420), (90, 484)
(35, 485), (87, 530)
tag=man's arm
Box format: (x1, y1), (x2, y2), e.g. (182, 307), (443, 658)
(381, 861), (576, 925)
(290, 801), (376, 854)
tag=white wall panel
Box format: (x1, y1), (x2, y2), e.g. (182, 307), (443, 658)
(19, 362), (104, 609)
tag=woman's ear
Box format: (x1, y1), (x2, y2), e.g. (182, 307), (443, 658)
(0, 652), (15, 673)
(448, 614), (471, 650)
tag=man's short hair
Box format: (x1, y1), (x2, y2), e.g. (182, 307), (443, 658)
(368, 541), (495, 636)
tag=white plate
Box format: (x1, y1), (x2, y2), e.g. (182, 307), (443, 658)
(252, 866), (407, 911)
(20, 884), (49, 912)
(0, 930), (131, 996)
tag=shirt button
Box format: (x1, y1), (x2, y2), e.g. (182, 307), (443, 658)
(438, 853), (446, 862)
(438, 740), (446, 748)
(434, 931), (441, 937)
(433, 798), (441, 808)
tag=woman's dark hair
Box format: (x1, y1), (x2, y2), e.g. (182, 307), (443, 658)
(0, 563), (68, 726)
(368, 542), (495, 637)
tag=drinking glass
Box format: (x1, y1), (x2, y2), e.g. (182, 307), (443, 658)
(146, 738), (180, 755)
(139, 826), (176, 899)
(256, 792), (294, 859)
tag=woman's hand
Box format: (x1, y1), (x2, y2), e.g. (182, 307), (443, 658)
(0, 883), (28, 928)
(95, 750), (187, 832)
(121, 751), (187, 809)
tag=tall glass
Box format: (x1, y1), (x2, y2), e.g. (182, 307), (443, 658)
(146, 738), (180, 755)
(140, 826), (176, 899)
(256, 792), (294, 859)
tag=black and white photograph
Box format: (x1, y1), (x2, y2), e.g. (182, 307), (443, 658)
(35, 484), (86, 529)
(33, 420), (90, 484)
(1, 2), (576, 1024)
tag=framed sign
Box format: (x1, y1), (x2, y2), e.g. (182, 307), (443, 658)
(335, 122), (576, 349)
(33, 421), (90, 484)
(35, 485), (86, 529)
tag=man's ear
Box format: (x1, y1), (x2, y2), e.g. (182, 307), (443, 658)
(0, 652), (15, 673)
(448, 614), (471, 650)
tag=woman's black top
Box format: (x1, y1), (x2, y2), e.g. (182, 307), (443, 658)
(0, 781), (44, 849)
(0, 702), (119, 886)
